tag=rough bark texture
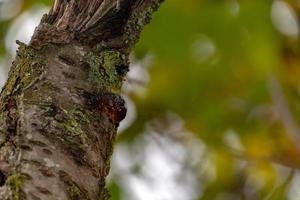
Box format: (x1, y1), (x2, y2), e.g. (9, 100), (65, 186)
(0, 0), (164, 199)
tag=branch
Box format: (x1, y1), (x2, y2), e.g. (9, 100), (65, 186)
(0, 0), (164, 199)
(268, 75), (300, 152)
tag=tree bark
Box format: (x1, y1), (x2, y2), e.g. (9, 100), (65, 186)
(0, 0), (163, 199)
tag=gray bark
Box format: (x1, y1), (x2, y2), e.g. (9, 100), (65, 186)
(0, 0), (164, 199)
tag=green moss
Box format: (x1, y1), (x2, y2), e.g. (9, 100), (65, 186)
(59, 115), (89, 152)
(58, 109), (89, 145)
(61, 117), (84, 137)
(84, 50), (126, 93)
(41, 106), (91, 165)
(6, 173), (27, 200)
(1, 42), (46, 100)
(72, 108), (90, 124)
(59, 171), (90, 200)
(67, 184), (86, 200)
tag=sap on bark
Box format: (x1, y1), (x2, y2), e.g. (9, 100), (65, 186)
(85, 92), (127, 125)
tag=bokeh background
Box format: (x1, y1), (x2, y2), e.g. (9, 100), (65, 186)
(2, 0), (300, 199)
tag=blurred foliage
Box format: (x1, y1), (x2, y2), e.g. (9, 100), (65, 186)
(2, 0), (300, 199)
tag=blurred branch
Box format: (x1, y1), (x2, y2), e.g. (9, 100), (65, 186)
(263, 168), (295, 200)
(268, 75), (300, 152)
(227, 145), (300, 170)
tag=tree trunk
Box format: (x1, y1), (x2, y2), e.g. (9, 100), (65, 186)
(0, 0), (163, 199)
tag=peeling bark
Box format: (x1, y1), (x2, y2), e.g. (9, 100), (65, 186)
(0, 0), (164, 199)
